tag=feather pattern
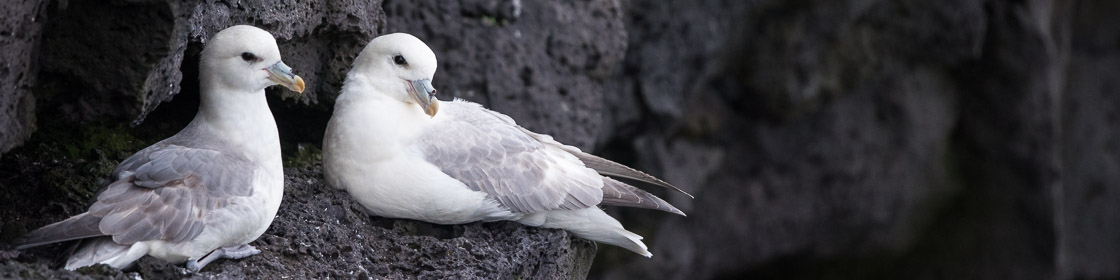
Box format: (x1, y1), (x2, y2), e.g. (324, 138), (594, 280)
(15, 143), (256, 248)
(416, 102), (604, 214)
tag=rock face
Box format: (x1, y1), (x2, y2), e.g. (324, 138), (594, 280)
(1059, 1), (1120, 278)
(382, 0), (627, 150)
(1, 164), (595, 279)
(28, 0), (384, 144)
(597, 0), (1069, 279)
(598, 0), (973, 278)
(0, 0), (45, 156)
(2, 0), (1120, 279)
(1, 0), (599, 278)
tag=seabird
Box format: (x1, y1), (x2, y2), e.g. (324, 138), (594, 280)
(13, 25), (305, 271)
(322, 33), (689, 257)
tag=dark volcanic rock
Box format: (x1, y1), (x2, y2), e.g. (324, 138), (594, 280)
(597, 0), (1063, 279)
(5, 0), (1120, 279)
(3, 163), (596, 279)
(383, 0), (627, 151)
(33, 0), (384, 139)
(0, 0), (599, 278)
(0, 0), (46, 156)
(596, 0), (967, 278)
(38, 0), (178, 123)
(0, 262), (127, 280)
(1059, 1), (1120, 278)
(1062, 54), (1120, 279)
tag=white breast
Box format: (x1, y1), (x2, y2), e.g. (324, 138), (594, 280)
(323, 91), (518, 224)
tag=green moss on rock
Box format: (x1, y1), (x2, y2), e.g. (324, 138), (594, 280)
(5, 122), (155, 203)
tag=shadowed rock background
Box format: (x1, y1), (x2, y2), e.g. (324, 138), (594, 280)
(0, 0), (1115, 279)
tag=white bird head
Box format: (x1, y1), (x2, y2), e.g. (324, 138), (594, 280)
(349, 33), (440, 117)
(200, 25), (306, 95)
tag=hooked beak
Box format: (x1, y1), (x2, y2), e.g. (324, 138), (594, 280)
(266, 61), (306, 93)
(407, 79), (439, 117)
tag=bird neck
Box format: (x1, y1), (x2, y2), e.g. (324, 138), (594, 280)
(331, 84), (433, 149)
(190, 85), (282, 166)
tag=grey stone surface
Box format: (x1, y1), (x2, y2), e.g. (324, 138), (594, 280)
(33, 0), (383, 127)
(37, 0), (179, 122)
(1062, 53), (1120, 280)
(4, 0), (1120, 279)
(0, 0), (598, 278)
(596, 0), (1066, 279)
(593, 0), (967, 278)
(0, 0), (45, 156)
(1059, 1), (1120, 278)
(383, 0), (627, 151)
(1, 163), (595, 279)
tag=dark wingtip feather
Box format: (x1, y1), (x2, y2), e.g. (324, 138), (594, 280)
(13, 213), (104, 250)
(599, 177), (686, 216)
(573, 152), (695, 199)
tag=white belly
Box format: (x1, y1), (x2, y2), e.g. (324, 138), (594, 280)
(322, 93), (518, 224)
(326, 149), (516, 224)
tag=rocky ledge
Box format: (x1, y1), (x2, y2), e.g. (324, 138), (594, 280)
(1, 161), (596, 279)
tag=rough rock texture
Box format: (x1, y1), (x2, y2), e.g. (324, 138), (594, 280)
(1059, 1), (1120, 278)
(592, 0), (972, 278)
(33, 0), (384, 141)
(594, 0), (1071, 279)
(0, 0), (45, 156)
(590, 0), (1109, 279)
(0, 0), (598, 278)
(4, 0), (1120, 279)
(383, 0), (627, 150)
(1, 163), (595, 279)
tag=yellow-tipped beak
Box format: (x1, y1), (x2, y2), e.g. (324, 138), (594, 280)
(266, 61), (306, 93)
(408, 79), (439, 117)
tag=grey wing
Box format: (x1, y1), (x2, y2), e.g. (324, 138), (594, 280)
(417, 102), (604, 214)
(95, 144), (256, 244)
(512, 125), (693, 198)
(17, 144), (257, 248)
(13, 214), (102, 249)
(477, 104), (690, 212)
(473, 104), (691, 198)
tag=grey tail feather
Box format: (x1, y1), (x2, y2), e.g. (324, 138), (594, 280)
(572, 152), (694, 198)
(14, 213), (104, 250)
(600, 177), (685, 216)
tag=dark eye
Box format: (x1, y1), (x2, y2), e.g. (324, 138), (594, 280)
(393, 55), (407, 65)
(241, 52), (257, 62)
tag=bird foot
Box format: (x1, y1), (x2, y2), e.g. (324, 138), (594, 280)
(221, 244), (261, 259)
(185, 260), (203, 273)
(185, 244), (261, 272)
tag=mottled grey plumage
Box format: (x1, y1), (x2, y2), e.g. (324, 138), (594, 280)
(415, 101), (687, 216)
(417, 102), (603, 214)
(15, 135), (255, 249)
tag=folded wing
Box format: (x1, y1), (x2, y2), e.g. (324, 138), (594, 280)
(15, 144), (256, 249)
(417, 101), (686, 215)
